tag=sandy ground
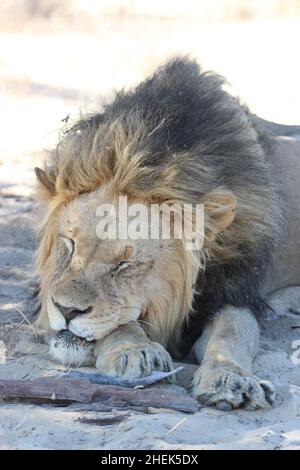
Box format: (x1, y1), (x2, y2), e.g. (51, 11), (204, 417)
(1, 17), (300, 450)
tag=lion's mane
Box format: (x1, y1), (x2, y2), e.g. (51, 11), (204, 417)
(35, 58), (281, 353)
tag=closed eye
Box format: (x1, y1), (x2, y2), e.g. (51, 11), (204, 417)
(60, 236), (75, 256)
(111, 260), (130, 275)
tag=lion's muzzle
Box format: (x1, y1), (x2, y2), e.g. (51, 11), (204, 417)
(49, 329), (95, 366)
(53, 300), (93, 324)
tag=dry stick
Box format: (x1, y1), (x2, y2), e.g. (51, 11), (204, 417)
(10, 413), (27, 431)
(165, 417), (187, 435)
(77, 415), (127, 426)
(14, 307), (37, 339)
(0, 377), (200, 414)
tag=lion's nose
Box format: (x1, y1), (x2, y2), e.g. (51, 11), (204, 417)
(54, 302), (92, 324)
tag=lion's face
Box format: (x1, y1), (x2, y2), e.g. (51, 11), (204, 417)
(37, 181), (236, 366)
(46, 189), (164, 347)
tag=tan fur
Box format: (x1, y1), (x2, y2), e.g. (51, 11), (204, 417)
(191, 306), (275, 410)
(94, 322), (173, 378)
(35, 185), (202, 348)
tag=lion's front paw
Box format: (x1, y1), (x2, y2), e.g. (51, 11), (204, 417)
(192, 364), (275, 411)
(95, 342), (173, 379)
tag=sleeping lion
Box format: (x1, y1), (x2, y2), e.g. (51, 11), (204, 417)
(34, 58), (300, 411)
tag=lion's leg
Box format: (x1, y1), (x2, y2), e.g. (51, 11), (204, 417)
(94, 321), (173, 379)
(192, 305), (275, 410)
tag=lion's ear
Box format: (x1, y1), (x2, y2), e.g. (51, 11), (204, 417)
(202, 190), (237, 243)
(35, 167), (56, 197)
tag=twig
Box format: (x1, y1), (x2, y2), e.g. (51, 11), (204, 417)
(14, 308), (37, 339)
(165, 417), (187, 436)
(10, 413), (27, 431)
(147, 118), (166, 137)
(78, 415), (127, 426)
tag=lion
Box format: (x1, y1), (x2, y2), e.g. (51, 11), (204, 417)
(34, 58), (300, 411)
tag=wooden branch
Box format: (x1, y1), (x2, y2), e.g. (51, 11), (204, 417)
(0, 377), (200, 413)
(78, 415), (128, 426)
(66, 402), (153, 414)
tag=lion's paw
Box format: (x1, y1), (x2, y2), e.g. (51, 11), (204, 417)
(192, 365), (275, 411)
(95, 342), (173, 379)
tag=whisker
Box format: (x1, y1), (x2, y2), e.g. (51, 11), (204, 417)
(119, 306), (141, 311)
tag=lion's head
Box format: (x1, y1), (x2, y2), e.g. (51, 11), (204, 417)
(37, 183), (203, 364)
(34, 127), (236, 366)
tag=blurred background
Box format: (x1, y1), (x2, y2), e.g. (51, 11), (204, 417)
(0, 0), (300, 194)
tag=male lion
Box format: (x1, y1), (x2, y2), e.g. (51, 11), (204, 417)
(34, 58), (300, 411)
